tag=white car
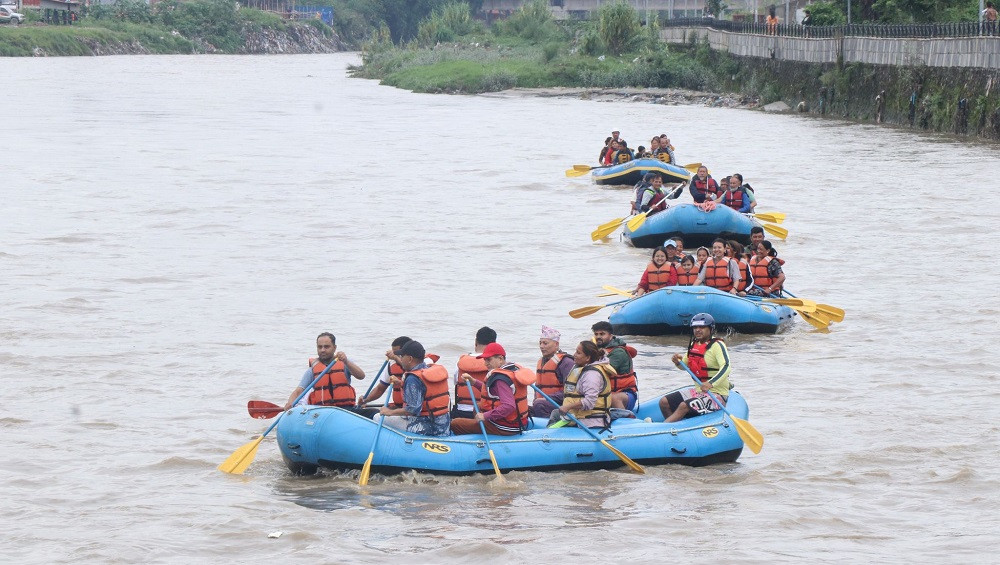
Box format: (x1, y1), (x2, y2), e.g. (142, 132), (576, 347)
(0, 6), (25, 24)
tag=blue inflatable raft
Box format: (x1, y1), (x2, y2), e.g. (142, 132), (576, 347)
(593, 158), (691, 186)
(609, 286), (796, 335)
(623, 203), (757, 248)
(275, 391), (751, 476)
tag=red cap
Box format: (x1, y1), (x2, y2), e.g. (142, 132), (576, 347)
(476, 342), (506, 359)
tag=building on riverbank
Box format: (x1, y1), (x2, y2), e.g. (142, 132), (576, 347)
(479, 0), (810, 21)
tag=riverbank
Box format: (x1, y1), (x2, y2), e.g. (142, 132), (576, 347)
(484, 86), (755, 109)
(0, 4), (346, 56)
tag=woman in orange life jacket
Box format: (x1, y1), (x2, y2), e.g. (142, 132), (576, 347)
(452, 326), (497, 420)
(530, 326), (576, 418)
(676, 254), (700, 286)
(696, 238), (742, 294)
(695, 246), (710, 270)
(725, 240), (753, 296)
(377, 340), (452, 436)
(746, 240), (786, 297)
(450, 343), (535, 436)
(283, 332), (367, 412)
(635, 246), (678, 297)
(659, 313), (732, 422)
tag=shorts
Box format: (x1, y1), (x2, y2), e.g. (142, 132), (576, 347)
(623, 390), (638, 412)
(664, 388), (726, 418)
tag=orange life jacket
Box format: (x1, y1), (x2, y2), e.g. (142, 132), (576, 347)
(388, 353), (440, 407)
(749, 255), (774, 290)
(703, 257), (734, 291)
(307, 358), (356, 407)
(406, 364), (450, 418)
(481, 364), (536, 433)
(688, 338), (724, 380)
(645, 261), (675, 291)
(455, 354), (487, 410)
(604, 344), (638, 394)
(736, 259), (752, 292)
(677, 265), (699, 285)
(535, 352), (568, 397)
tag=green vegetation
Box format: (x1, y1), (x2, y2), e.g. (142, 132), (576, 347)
(0, 0), (332, 56)
(355, 1), (720, 94)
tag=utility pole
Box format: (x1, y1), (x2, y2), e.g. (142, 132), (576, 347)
(847, 0), (851, 24)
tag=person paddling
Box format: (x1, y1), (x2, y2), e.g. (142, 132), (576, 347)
(377, 340), (451, 436)
(450, 343), (535, 436)
(283, 332), (366, 411)
(452, 326), (496, 420)
(659, 313), (732, 422)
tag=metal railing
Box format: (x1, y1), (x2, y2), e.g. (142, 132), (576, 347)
(662, 17), (998, 39)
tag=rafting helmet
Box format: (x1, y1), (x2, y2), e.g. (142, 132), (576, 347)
(690, 313), (715, 330)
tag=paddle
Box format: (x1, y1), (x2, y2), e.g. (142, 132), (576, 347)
(466, 380), (505, 482)
(569, 297), (632, 319)
(358, 393), (393, 486)
(219, 362), (336, 475)
(760, 222), (788, 240)
(676, 361), (763, 454)
(754, 286), (830, 329)
(601, 285), (634, 298)
(248, 400), (284, 419)
(591, 216), (630, 240)
(530, 384), (645, 474)
(361, 359), (389, 401)
(750, 211), (786, 224)
(783, 289), (845, 322)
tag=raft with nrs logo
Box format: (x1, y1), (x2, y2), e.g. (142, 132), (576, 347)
(275, 389), (754, 476)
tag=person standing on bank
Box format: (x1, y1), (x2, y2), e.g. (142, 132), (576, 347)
(592, 321), (639, 412)
(283, 332), (366, 411)
(531, 326), (576, 418)
(659, 313), (732, 422)
(377, 340), (452, 436)
(451, 343), (535, 435)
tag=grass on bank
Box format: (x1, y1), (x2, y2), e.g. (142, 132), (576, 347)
(0, 24), (196, 56)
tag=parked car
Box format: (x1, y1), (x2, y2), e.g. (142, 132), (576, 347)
(0, 6), (25, 24)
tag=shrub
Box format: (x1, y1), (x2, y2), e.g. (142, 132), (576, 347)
(598, 1), (641, 56)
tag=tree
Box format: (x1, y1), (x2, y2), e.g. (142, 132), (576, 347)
(599, 1), (642, 56)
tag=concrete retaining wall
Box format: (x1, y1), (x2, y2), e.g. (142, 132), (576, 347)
(662, 26), (1000, 69)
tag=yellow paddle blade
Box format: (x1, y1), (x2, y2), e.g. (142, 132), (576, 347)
(625, 212), (648, 232)
(765, 298), (817, 312)
(601, 285), (634, 298)
(218, 435), (264, 475)
(752, 213), (785, 224)
(816, 303), (845, 322)
(565, 168), (590, 178)
(798, 309), (831, 330)
(600, 439), (645, 474)
(757, 211), (786, 221)
(591, 219), (625, 241)
(488, 450), (506, 483)
(597, 292), (619, 297)
(729, 415), (763, 454)
(761, 222), (788, 240)
(359, 452), (375, 485)
(569, 304), (606, 319)
(573, 164), (594, 171)
(682, 162), (702, 172)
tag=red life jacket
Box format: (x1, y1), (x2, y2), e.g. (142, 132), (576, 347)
(721, 189), (745, 210)
(307, 358), (356, 407)
(644, 261), (675, 291)
(688, 338), (724, 380)
(455, 354), (487, 410)
(535, 352), (567, 397)
(677, 265), (699, 285)
(693, 177), (721, 200)
(406, 364), (450, 417)
(604, 344), (638, 394)
(749, 255), (774, 290)
(481, 364), (536, 433)
(703, 257), (734, 291)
